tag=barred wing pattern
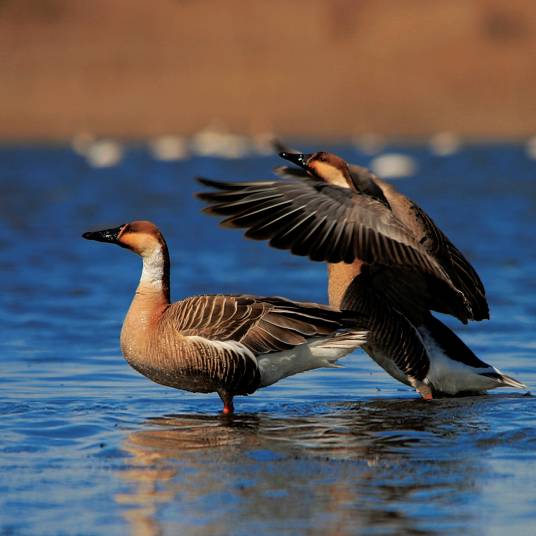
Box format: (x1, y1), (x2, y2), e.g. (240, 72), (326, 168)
(345, 162), (488, 320)
(159, 294), (362, 397)
(275, 164), (391, 209)
(406, 201), (489, 320)
(353, 265), (473, 323)
(171, 294), (356, 354)
(340, 271), (429, 381)
(199, 178), (444, 270)
(197, 177), (471, 320)
(273, 147), (488, 321)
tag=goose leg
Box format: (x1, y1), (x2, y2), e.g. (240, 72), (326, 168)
(218, 390), (235, 415)
(417, 383), (433, 400)
(410, 378), (433, 400)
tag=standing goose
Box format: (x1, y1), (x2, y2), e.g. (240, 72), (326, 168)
(197, 151), (526, 397)
(82, 220), (367, 414)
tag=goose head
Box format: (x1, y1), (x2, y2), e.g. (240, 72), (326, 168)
(280, 151), (352, 189)
(82, 220), (166, 258)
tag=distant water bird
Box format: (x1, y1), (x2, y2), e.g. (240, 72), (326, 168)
(352, 133), (385, 155)
(148, 136), (189, 161)
(72, 131), (124, 168)
(370, 153), (417, 178)
(191, 125), (250, 159)
(84, 139), (124, 168)
(526, 136), (536, 160)
(197, 149), (526, 397)
(429, 132), (462, 156)
(71, 131), (96, 156)
(82, 220), (367, 414)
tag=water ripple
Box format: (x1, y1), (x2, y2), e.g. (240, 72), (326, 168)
(1, 144), (535, 535)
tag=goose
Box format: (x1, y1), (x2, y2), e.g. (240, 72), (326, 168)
(197, 150), (526, 398)
(82, 220), (367, 414)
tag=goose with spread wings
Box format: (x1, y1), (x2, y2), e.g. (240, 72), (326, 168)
(197, 149), (525, 397)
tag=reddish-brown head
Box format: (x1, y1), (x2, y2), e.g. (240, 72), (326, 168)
(82, 220), (166, 257)
(279, 151), (352, 188)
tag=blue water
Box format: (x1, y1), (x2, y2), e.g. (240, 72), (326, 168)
(0, 143), (535, 535)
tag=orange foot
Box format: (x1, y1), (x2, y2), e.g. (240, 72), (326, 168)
(410, 378), (434, 400)
(417, 384), (433, 400)
(219, 391), (235, 415)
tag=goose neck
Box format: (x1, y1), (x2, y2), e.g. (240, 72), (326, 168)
(137, 244), (171, 304)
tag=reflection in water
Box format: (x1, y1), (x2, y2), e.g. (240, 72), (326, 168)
(1, 146), (534, 535)
(117, 397), (496, 535)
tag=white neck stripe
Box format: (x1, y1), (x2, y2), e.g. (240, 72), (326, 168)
(140, 247), (165, 288)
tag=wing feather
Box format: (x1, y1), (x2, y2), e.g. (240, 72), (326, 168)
(196, 177), (473, 321)
(172, 294), (361, 355)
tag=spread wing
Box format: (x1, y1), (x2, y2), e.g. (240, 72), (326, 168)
(197, 177), (471, 320)
(340, 270), (430, 381)
(197, 177), (441, 268)
(271, 141), (487, 321)
(345, 264), (476, 324)
(407, 201), (489, 320)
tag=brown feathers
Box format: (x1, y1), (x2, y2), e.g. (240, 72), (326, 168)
(197, 175), (474, 322)
(171, 294), (358, 354)
(197, 148), (489, 323)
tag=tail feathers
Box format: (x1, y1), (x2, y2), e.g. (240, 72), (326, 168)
(257, 330), (367, 387)
(310, 330), (368, 364)
(481, 370), (527, 390)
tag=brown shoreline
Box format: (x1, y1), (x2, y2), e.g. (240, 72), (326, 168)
(2, 0), (536, 141)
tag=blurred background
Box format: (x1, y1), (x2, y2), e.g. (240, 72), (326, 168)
(2, 3), (536, 535)
(1, 0), (536, 141)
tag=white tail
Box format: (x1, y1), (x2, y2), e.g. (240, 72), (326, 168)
(257, 330), (367, 387)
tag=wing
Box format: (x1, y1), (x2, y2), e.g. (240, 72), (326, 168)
(407, 202), (489, 320)
(271, 142), (488, 320)
(366, 170), (488, 321)
(346, 264), (474, 324)
(197, 177), (435, 266)
(170, 294), (359, 355)
(197, 176), (471, 319)
(340, 270), (430, 381)
(274, 163), (392, 208)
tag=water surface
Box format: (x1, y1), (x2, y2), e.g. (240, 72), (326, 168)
(0, 143), (535, 535)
